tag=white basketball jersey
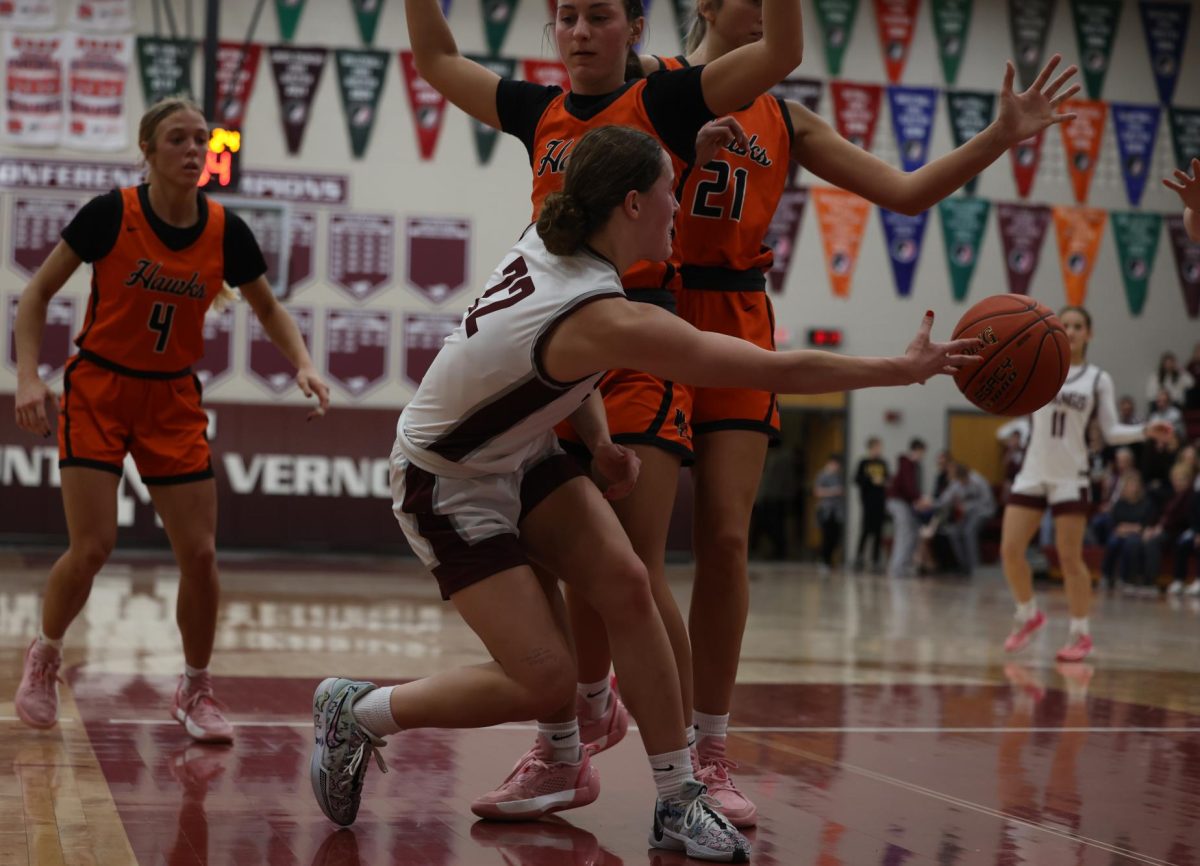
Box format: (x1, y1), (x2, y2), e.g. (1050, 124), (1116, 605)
(1019, 363), (1143, 482)
(397, 228), (625, 478)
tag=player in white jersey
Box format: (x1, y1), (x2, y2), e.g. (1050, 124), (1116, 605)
(1000, 306), (1173, 662)
(309, 126), (980, 863)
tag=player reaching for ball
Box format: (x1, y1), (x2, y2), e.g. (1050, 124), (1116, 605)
(999, 306), (1173, 662)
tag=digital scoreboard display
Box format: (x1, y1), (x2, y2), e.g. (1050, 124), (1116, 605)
(198, 127), (240, 193)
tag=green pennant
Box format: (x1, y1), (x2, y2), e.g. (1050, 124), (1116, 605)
(1069, 0), (1120, 99)
(815, 0), (860, 76)
(350, 0), (385, 46)
(465, 55), (516, 164)
(1009, 0), (1055, 90)
(136, 37), (195, 107)
(1111, 211), (1161, 316)
(938, 197), (990, 301)
(1169, 107), (1200, 173)
(275, 0), (308, 42)
(482, 0), (519, 56)
(335, 49), (389, 158)
(931, 0), (973, 86)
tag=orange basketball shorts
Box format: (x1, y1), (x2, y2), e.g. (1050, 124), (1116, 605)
(556, 369), (694, 463)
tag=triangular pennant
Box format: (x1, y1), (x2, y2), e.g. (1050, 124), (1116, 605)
(831, 81), (883, 151)
(1110, 103), (1161, 207)
(1110, 211), (1161, 316)
(812, 187), (871, 298)
(1052, 204), (1106, 306)
(879, 208), (930, 298)
(1069, 0), (1120, 100)
(814, 0), (861, 77)
(1169, 107), (1200, 172)
(874, 0), (919, 84)
(772, 78), (822, 187)
(1008, 0), (1055, 90)
(930, 0), (973, 86)
(545, 0), (556, 20)
(399, 49), (448, 160)
(268, 45), (326, 155)
(996, 201), (1050, 295)
(215, 42), (262, 129)
(1139, 1), (1190, 105)
(335, 48), (389, 158)
(888, 85), (937, 172)
(938, 197), (990, 301)
(1059, 99), (1106, 204)
(764, 187), (809, 294)
(482, 0), (519, 56)
(466, 54), (517, 164)
(1009, 130), (1043, 198)
(136, 36), (195, 106)
(350, 0), (386, 46)
(275, 0), (308, 42)
(523, 57), (571, 91)
(1165, 215), (1200, 318)
(670, 0), (690, 47)
(946, 90), (996, 194)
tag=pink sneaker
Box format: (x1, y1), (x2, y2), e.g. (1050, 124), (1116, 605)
(578, 675), (629, 754)
(170, 672), (234, 744)
(1003, 610), (1046, 653)
(471, 740), (600, 820)
(695, 737), (757, 828)
(15, 639), (63, 729)
(1055, 633), (1093, 662)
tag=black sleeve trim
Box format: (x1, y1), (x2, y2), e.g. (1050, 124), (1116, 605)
(223, 210), (268, 288)
(776, 96), (796, 151)
(497, 78), (560, 162)
(641, 65), (714, 164)
(61, 189), (122, 263)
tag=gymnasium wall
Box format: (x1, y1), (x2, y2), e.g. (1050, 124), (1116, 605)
(0, 0), (1197, 550)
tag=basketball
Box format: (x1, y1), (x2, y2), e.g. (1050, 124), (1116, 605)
(951, 294), (1070, 416)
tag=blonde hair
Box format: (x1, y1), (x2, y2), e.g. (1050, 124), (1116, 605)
(684, 0), (719, 53)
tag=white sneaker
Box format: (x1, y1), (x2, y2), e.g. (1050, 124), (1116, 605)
(1168, 580), (1184, 596)
(1186, 581), (1200, 597)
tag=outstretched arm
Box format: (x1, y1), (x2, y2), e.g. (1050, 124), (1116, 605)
(546, 303), (979, 395)
(404, 0), (502, 127)
(1163, 158), (1200, 242)
(241, 277), (331, 419)
(699, 0), (803, 116)
(791, 55), (1078, 215)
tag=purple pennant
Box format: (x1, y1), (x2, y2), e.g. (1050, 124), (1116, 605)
(887, 85), (938, 172)
(1110, 103), (1160, 207)
(879, 208), (930, 297)
(1139, 1), (1190, 105)
(997, 201), (1050, 295)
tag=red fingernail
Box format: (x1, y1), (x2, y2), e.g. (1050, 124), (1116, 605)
(925, 309), (934, 317)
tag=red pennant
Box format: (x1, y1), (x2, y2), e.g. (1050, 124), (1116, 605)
(830, 81), (883, 151)
(1009, 130), (1044, 199)
(399, 50), (448, 161)
(1059, 99), (1107, 204)
(874, 0), (919, 84)
(523, 58), (571, 91)
(546, 0), (557, 20)
(215, 42), (261, 129)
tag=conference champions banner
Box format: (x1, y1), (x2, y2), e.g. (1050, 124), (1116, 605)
(874, 0), (918, 84)
(1139, 2), (1190, 105)
(888, 85), (937, 172)
(1110, 103), (1160, 208)
(1110, 211), (1161, 316)
(931, 0), (973, 86)
(335, 48), (389, 158)
(1069, 0), (1120, 100)
(3, 32), (66, 147)
(880, 208), (930, 298)
(815, 0), (860, 77)
(1052, 205), (1106, 307)
(1008, 0), (1055, 89)
(946, 90), (995, 195)
(813, 187), (870, 298)
(399, 49), (449, 161)
(938, 197), (990, 301)
(136, 37), (195, 106)
(1166, 216), (1200, 319)
(1060, 99), (1106, 204)
(65, 34), (133, 152)
(997, 201), (1050, 295)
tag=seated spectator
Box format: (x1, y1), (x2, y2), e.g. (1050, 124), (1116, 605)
(1140, 422), (1181, 508)
(1167, 471), (1200, 597)
(1139, 464), (1196, 597)
(936, 461), (996, 577)
(1101, 471), (1153, 593)
(1148, 387), (1186, 438)
(1186, 342), (1200, 410)
(813, 454), (846, 575)
(1146, 351), (1194, 410)
(1089, 447), (1136, 545)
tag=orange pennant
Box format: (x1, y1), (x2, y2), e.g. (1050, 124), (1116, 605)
(1059, 99), (1107, 204)
(1052, 205), (1107, 307)
(812, 187), (871, 299)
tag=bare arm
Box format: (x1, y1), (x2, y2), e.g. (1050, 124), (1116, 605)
(791, 56), (1078, 215)
(544, 301), (979, 394)
(699, 0), (803, 116)
(13, 240), (83, 435)
(404, 0), (502, 128)
(1163, 158), (1200, 242)
(567, 392), (613, 452)
(566, 392), (641, 500)
(240, 276), (331, 418)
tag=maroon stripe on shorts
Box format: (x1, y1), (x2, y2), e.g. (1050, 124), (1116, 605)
(1006, 492), (1046, 510)
(519, 452), (585, 523)
(401, 462), (527, 600)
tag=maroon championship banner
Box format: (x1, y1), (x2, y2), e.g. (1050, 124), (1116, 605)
(64, 34), (133, 152)
(402, 312), (459, 388)
(195, 305), (235, 390)
(6, 294), (76, 380)
(268, 45), (326, 155)
(1166, 216), (1200, 319)
(3, 32), (66, 147)
(247, 305), (313, 394)
(405, 216), (471, 304)
(763, 187), (808, 294)
(70, 0), (134, 31)
(830, 81), (882, 151)
(0, 1), (55, 29)
(997, 202), (1051, 296)
(228, 204), (289, 294)
(236, 169), (348, 204)
(328, 212), (395, 302)
(324, 308), (391, 398)
(286, 210), (317, 296)
(214, 42), (262, 130)
(9, 196), (80, 277)
(0, 395), (408, 553)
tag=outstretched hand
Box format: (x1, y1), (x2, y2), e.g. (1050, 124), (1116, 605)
(996, 53), (1080, 145)
(1163, 158), (1200, 211)
(695, 116), (748, 166)
(592, 442), (641, 500)
(904, 311), (983, 385)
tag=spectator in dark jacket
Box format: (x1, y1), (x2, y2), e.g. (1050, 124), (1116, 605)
(886, 438), (927, 578)
(853, 438), (890, 572)
(1138, 465), (1195, 596)
(1101, 471), (1154, 593)
(1167, 472), (1200, 597)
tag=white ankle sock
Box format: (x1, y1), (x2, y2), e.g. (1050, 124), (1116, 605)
(538, 720), (581, 763)
(649, 747), (694, 801)
(37, 631), (63, 652)
(352, 686), (401, 738)
(694, 710), (729, 742)
(184, 664), (207, 680)
(1069, 617), (1090, 636)
(1015, 600), (1038, 622)
(685, 726), (697, 750)
(578, 677), (610, 720)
